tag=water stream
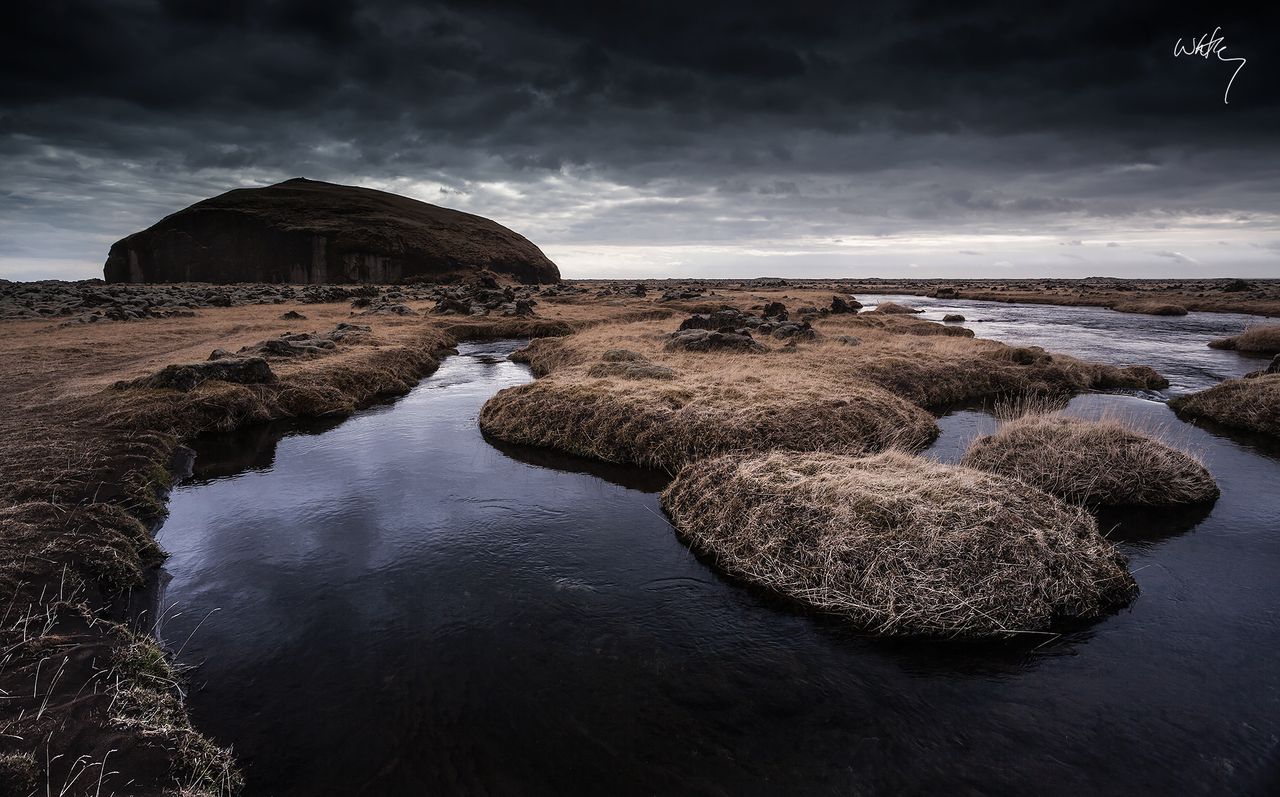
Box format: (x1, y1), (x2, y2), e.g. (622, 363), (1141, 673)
(147, 298), (1280, 795)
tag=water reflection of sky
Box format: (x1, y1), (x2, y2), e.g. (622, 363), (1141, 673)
(150, 335), (1280, 797)
(858, 293), (1270, 393)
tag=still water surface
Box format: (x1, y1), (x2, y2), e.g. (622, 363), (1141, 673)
(151, 298), (1280, 795)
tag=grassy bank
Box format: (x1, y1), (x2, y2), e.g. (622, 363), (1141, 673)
(0, 283), (1182, 792)
(0, 298), (589, 795)
(481, 310), (1167, 470)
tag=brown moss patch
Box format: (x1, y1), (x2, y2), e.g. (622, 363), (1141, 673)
(480, 378), (935, 472)
(661, 451), (1137, 637)
(1208, 324), (1280, 355)
(961, 413), (1219, 506)
(1170, 374), (1280, 438)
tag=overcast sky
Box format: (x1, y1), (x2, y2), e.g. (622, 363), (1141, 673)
(2, 0), (1278, 281)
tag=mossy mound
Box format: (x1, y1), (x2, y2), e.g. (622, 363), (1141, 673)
(479, 379), (937, 471)
(1170, 375), (1280, 438)
(661, 451), (1137, 637)
(961, 414), (1219, 506)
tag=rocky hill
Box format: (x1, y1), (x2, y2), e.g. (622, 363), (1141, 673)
(104, 178), (560, 285)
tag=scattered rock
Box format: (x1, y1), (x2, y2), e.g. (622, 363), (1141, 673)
(834, 335), (862, 346)
(234, 323), (372, 359)
(117, 357), (276, 392)
(678, 308), (752, 331)
(431, 283), (539, 317)
(772, 321), (817, 341)
(830, 295), (859, 314)
(943, 313), (966, 323)
(280, 310), (307, 320)
(355, 301), (417, 316)
(659, 288), (706, 302)
(666, 328), (766, 353)
(763, 301), (788, 319)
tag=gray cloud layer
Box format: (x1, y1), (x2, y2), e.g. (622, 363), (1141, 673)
(2, 0), (1277, 279)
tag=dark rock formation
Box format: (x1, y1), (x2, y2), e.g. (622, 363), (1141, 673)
(678, 308), (752, 331)
(104, 178), (560, 285)
(666, 328), (765, 353)
(218, 323), (373, 360)
(943, 314), (966, 322)
(830, 296), (858, 314)
(772, 321), (817, 341)
(116, 357), (276, 392)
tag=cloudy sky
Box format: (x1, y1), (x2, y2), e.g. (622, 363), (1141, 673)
(2, 0), (1277, 281)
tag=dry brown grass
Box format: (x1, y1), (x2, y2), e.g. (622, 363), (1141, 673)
(822, 278), (1280, 316)
(1111, 301), (1188, 316)
(867, 300), (921, 314)
(960, 411), (1219, 506)
(0, 295), (615, 795)
(0, 284), (1176, 786)
(1208, 324), (1280, 354)
(480, 374), (935, 472)
(661, 450), (1137, 637)
(492, 314), (1167, 418)
(1170, 374), (1280, 438)
(481, 313), (1169, 469)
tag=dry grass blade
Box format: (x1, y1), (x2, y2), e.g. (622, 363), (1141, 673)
(661, 451), (1138, 637)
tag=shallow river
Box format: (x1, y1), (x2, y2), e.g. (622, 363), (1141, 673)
(147, 298), (1280, 795)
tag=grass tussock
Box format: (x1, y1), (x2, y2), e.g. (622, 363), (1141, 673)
(1208, 324), (1280, 354)
(1111, 301), (1188, 316)
(661, 450), (1137, 637)
(480, 377), (935, 472)
(483, 316), (1170, 468)
(960, 411), (1219, 506)
(868, 301), (922, 314)
(843, 313), (974, 338)
(1170, 374), (1280, 438)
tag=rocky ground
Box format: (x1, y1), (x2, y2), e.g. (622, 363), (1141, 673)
(0, 275), (1274, 794)
(566, 277), (1280, 317)
(0, 272), (544, 324)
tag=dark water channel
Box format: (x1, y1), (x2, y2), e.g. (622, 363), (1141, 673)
(148, 299), (1280, 795)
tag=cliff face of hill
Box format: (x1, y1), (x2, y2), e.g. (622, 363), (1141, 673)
(104, 178), (561, 285)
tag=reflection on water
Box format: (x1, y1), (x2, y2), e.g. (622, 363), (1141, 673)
(152, 307), (1280, 796)
(859, 293), (1272, 393)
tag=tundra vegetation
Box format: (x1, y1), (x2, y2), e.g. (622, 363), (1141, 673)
(1208, 323), (1280, 355)
(0, 277), (1238, 792)
(960, 410), (1219, 507)
(1171, 374), (1280, 439)
(0, 286), (604, 795)
(660, 451), (1137, 637)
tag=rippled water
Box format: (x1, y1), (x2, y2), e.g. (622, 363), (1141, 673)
(147, 301), (1280, 796)
(858, 293), (1271, 393)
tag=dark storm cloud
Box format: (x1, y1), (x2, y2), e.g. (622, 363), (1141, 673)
(1, 0), (1278, 278)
